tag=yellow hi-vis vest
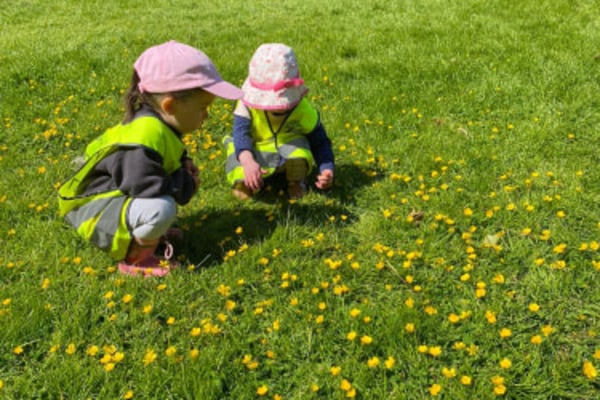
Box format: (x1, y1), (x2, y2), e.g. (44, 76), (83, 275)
(57, 116), (185, 260)
(224, 97), (318, 185)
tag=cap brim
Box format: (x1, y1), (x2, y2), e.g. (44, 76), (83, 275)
(203, 80), (244, 100)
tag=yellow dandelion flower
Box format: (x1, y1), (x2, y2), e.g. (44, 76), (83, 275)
(491, 376), (505, 386)
(417, 345), (429, 353)
(493, 384), (507, 396)
(541, 325), (554, 336)
(448, 313), (460, 323)
(367, 356), (380, 368)
(405, 323), (415, 333)
(349, 308), (361, 318)
(87, 345), (99, 357)
(330, 366), (341, 376)
(112, 352), (124, 363)
(534, 258), (545, 266)
(460, 375), (472, 385)
(360, 335), (373, 345)
(499, 328), (512, 338)
(429, 383), (442, 396)
(340, 379), (353, 391)
(256, 385), (268, 396)
(346, 331), (357, 341)
(424, 305), (438, 315)
(190, 327), (201, 337)
(499, 358), (512, 369)
(485, 310), (497, 324)
(225, 299), (237, 311)
(475, 287), (486, 298)
(124, 390), (134, 399)
(553, 243), (567, 254)
(216, 284), (231, 297)
(143, 349), (157, 366)
(310, 384), (320, 392)
(165, 346), (177, 357)
(65, 343), (77, 355)
(428, 346), (442, 357)
(442, 367), (457, 378)
(593, 349), (600, 360)
(104, 363), (116, 372)
(530, 335), (543, 345)
(454, 341), (466, 350)
(528, 303), (540, 312)
(384, 356), (396, 369)
(258, 257), (269, 266)
(189, 348), (200, 359)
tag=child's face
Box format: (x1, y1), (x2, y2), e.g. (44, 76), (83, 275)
(170, 90), (216, 133)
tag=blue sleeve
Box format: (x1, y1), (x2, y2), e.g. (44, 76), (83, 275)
(233, 115), (254, 159)
(307, 118), (335, 173)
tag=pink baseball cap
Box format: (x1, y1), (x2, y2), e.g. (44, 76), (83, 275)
(134, 40), (243, 100)
(241, 43), (308, 110)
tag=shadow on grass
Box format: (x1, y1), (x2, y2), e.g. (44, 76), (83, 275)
(172, 208), (274, 268)
(171, 162), (382, 268)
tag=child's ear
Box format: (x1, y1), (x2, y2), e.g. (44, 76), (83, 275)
(160, 96), (176, 115)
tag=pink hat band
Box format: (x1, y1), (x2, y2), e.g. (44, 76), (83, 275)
(249, 77), (305, 92)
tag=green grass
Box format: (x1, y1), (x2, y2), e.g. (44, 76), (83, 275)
(2, 0), (600, 398)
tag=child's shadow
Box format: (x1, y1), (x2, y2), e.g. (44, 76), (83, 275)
(172, 162), (381, 267)
(173, 208), (275, 268)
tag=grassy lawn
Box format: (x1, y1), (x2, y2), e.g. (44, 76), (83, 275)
(1, 0), (600, 398)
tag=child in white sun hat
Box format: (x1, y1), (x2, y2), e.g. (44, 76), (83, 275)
(58, 40), (243, 277)
(224, 43), (335, 199)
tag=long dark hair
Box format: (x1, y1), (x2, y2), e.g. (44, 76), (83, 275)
(122, 71), (160, 123)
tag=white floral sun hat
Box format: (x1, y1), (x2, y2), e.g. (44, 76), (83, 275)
(241, 43), (308, 110)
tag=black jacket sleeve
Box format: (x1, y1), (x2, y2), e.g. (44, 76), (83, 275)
(91, 147), (196, 205)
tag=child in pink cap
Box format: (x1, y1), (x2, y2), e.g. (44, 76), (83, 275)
(58, 41), (243, 277)
(224, 43), (335, 199)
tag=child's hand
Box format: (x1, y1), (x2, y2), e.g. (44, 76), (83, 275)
(242, 161), (268, 192)
(183, 158), (200, 189)
(239, 151), (267, 192)
(315, 169), (334, 190)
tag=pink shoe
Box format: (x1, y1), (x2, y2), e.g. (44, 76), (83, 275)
(118, 255), (170, 277)
(118, 242), (179, 277)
